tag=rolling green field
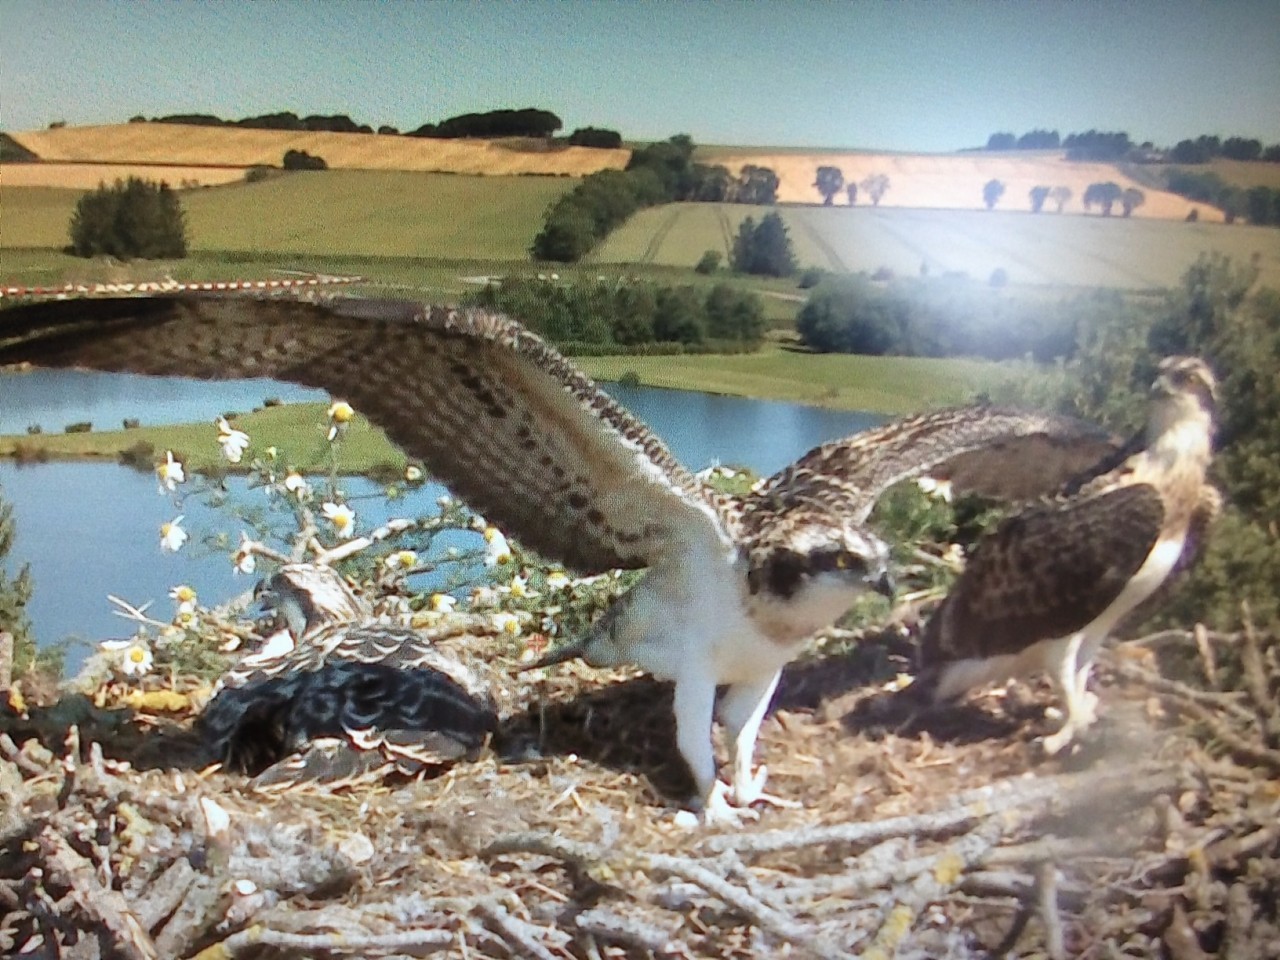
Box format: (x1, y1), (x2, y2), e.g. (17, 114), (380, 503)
(591, 203), (1280, 289)
(0, 403), (406, 476)
(0, 170), (576, 260)
(578, 341), (1014, 414)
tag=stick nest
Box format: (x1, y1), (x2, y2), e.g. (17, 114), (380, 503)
(2, 619), (1277, 959)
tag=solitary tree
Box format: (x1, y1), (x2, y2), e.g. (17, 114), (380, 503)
(732, 213), (797, 277)
(69, 177), (188, 259)
(1029, 185), (1051, 213)
(1048, 185), (1072, 213)
(846, 182), (859, 206)
(813, 166), (844, 205)
(1120, 187), (1145, 218)
(1083, 181), (1124, 216)
(860, 173), (890, 206)
(982, 178), (1006, 210)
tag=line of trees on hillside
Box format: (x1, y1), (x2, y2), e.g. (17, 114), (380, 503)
(129, 109), (622, 146)
(984, 128), (1280, 163)
(530, 135), (781, 262)
(464, 276), (767, 351)
(1163, 171), (1280, 225)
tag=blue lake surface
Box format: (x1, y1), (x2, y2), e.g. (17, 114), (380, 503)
(0, 370), (883, 664)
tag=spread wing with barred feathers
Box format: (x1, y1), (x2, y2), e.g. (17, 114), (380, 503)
(739, 406), (1121, 533)
(0, 294), (729, 571)
(920, 483), (1165, 662)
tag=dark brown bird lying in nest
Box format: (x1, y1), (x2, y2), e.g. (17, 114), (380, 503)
(197, 564), (500, 789)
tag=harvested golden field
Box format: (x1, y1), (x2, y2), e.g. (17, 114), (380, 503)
(0, 162), (247, 190)
(9, 123), (631, 176)
(710, 149), (1223, 221)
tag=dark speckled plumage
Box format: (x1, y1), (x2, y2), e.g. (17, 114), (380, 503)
(195, 566), (499, 785)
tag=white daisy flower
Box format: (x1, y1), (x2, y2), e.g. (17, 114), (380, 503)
(492, 612), (521, 637)
(430, 593), (457, 613)
(283, 471), (309, 497)
(174, 608), (200, 630)
(322, 502), (356, 539)
(327, 401), (355, 441)
(160, 515), (188, 552)
(384, 549), (417, 571)
(405, 465), (424, 483)
(216, 417), (250, 464)
(233, 534), (256, 574)
(483, 527), (512, 567)
(156, 451), (185, 493)
(169, 584), (197, 614)
(916, 476), (954, 503)
(118, 642), (154, 676)
(507, 575), (538, 599)
(545, 570), (571, 590)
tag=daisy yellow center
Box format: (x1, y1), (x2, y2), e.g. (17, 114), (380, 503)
(129, 648), (147, 663)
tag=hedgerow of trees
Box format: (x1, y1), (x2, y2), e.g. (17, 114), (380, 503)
(68, 177), (187, 259)
(133, 108), (623, 146)
(1163, 170), (1280, 225)
(984, 127), (1280, 164)
(463, 277), (766, 351)
(530, 136), (780, 263)
(795, 274), (1086, 361)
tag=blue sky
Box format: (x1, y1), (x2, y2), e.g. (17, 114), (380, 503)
(2, 0), (1277, 152)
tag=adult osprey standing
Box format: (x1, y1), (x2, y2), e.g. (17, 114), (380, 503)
(919, 356), (1220, 754)
(0, 293), (1119, 821)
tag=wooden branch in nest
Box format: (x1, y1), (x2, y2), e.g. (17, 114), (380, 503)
(195, 925), (455, 958)
(483, 831), (833, 956)
(37, 826), (158, 960)
(1169, 696), (1280, 774)
(702, 763), (1175, 855)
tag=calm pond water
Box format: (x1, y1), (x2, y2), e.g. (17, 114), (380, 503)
(0, 370), (882, 664)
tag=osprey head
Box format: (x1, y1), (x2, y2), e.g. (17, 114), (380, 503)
(747, 520), (894, 602)
(1152, 355), (1216, 413)
(254, 564), (365, 638)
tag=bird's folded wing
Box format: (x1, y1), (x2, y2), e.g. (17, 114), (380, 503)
(920, 483), (1165, 661)
(741, 405), (1121, 529)
(0, 294), (730, 571)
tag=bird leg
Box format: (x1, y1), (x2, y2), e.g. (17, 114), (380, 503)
(718, 671), (794, 809)
(1042, 633), (1096, 755)
(673, 671), (728, 821)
